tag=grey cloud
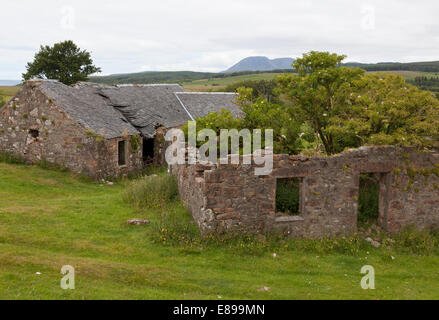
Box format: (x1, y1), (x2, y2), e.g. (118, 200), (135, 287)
(0, 0), (438, 79)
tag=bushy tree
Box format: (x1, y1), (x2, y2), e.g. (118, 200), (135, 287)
(328, 73), (439, 149)
(224, 79), (280, 103)
(185, 87), (307, 155)
(277, 51), (365, 154)
(190, 51), (439, 157)
(277, 51), (439, 154)
(22, 40), (101, 85)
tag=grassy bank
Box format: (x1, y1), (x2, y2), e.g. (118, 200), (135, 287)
(0, 162), (438, 299)
(0, 86), (20, 102)
(182, 73), (281, 91)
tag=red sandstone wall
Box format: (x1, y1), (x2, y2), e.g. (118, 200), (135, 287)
(172, 146), (439, 238)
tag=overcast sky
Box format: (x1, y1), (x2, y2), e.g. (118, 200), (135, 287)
(1, 0), (438, 79)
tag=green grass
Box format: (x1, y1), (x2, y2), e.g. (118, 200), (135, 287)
(0, 86), (20, 102)
(366, 71), (439, 80)
(182, 71), (439, 92)
(183, 73), (281, 91)
(0, 162), (439, 299)
(123, 173), (179, 209)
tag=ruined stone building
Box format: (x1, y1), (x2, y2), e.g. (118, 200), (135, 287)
(172, 146), (439, 238)
(0, 79), (240, 179)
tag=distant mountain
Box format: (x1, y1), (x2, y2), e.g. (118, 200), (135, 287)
(224, 56), (295, 73)
(0, 80), (21, 86)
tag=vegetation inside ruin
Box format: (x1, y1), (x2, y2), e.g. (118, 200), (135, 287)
(123, 171), (179, 209)
(276, 178), (301, 215)
(358, 174), (380, 227)
(1, 162), (439, 299)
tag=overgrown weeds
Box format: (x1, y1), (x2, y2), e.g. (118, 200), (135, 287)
(385, 227), (439, 255)
(0, 151), (25, 164)
(149, 212), (368, 256)
(149, 212), (439, 256)
(123, 173), (179, 209)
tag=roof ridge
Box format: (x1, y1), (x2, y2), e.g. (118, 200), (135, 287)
(116, 83), (182, 87)
(174, 93), (195, 121)
(175, 92), (236, 95)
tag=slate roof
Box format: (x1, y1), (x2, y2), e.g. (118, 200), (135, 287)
(38, 81), (189, 139)
(39, 81), (139, 139)
(99, 84), (190, 138)
(175, 92), (242, 120)
(32, 80), (241, 140)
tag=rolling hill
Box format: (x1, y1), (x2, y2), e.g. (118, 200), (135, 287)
(344, 61), (439, 73)
(89, 69), (293, 86)
(224, 56), (295, 73)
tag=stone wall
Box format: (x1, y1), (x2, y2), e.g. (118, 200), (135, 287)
(0, 82), (143, 179)
(171, 146), (439, 238)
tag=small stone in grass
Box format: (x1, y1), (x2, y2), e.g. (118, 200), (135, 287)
(127, 219), (150, 226)
(366, 237), (381, 248)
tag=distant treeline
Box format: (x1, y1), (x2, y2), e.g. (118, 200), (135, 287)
(344, 61), (439, 73)
(407, 76), (439, 97)
(90, 69), (294, 85)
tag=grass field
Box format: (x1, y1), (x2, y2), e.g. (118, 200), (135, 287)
(183, 71), (439, 92)
(182, 73), (281, 91)
(365, 71), (439, 80)
(0, 162), (438, 300)
(0, 86), (20, 103)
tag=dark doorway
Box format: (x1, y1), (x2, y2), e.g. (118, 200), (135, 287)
(143, 138), (155, 163)
(118, 140), (126, 166)
(358, 173), (380, 226)
(276, 178), (302, 216)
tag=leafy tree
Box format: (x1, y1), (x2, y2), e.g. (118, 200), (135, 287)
(22, 40), (101, 85)
(277, 51), (439, 154)
(328, 73), (439, 150)
(277, 51), (365, 154)
(184, 88), (306, 155)
(190, 51), (439, 157)
(224, 79), (280, 103)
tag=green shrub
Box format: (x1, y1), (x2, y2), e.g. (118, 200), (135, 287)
(130, 134), (141, 153)
(390, 227), (439, 255)
(276, 178), (300, 215)
(0, 151), (25, 164)
(358, 174), (379, 225)
(123, 173), (179, 209)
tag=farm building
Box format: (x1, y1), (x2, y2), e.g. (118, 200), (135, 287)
(0, 79), (240, 179)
